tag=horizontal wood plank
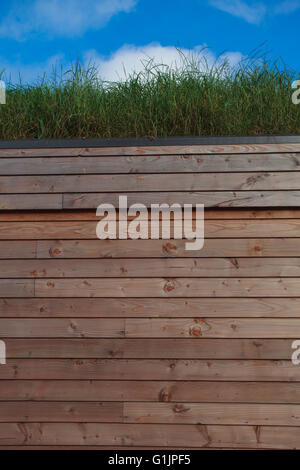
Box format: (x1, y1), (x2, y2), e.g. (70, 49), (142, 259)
(0, 194), (62, 210)
(0, 402), (122, 422)
(2, 209), (300, 221)
(0, 319), (125, 338)
(0, 422), (297, 448)
(0, 359), (299, 381)
(63, 191), (300, 209)
(0, 241), (36, 258)
(0, 279), (34, 297)
(0, 153), (299, 177)
(3, 258), (300, 278)
(125, 318), (300, 338)
(35, 238), (300, 258)
(34, 278), (300, 297)
(3, 219), (300, 239)
(1, 319), (300, 339)
(1, 380), (299, 403)
(3, 338), (296, 358)
(2, 191), (294, 211)
(124, 402), (300, 426)
(2, 142), (300, 451)
(1, 297), (298, 317)
(1, 143), (300, 156)
(1, 399), (300, 426)
(1, 172), (300, 192)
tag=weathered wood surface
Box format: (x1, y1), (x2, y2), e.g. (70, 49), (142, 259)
(2, 238), (300, 259)
(124, 403), (300, 426)
(1, 208), (300, 220)
(0, 359), (299, 381)
(1, 297), (299, 317)
(125, 318), (300, 338)
(1, 380), (300, 403)
(0, 319), (125, 337)
(0, 422), (298, 448)
(0, 194), (62, 210)
(1, 172), (300, 192)
(34, 238), (300, 258)
(3, 191), (300, 209)
(2, 154), (300, 175)
(1, 142), (300, 156)
(62, 191), (300, 209)
(2, 339), (298, 358)
(1, 319), (300, 338)
(0, 279), (34, 297)
(3, 258), (300, 278)
(2, 143), (300, 449)
(3, 219), (300, 239)
(0, 401), (300, 426)
(1, 318), (300, 338)
(2, 145), (300, 210)
(0, 241), (36, 258)
(33, 277), (300, 297)
(0, 402), (122, 422)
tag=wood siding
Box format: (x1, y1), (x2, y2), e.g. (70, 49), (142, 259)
(1, 142), (300, 449)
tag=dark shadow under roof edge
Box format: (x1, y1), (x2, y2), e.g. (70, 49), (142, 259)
(1, 134), (300, 148)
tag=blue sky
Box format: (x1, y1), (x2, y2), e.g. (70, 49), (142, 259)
(0, 0), (299, 83)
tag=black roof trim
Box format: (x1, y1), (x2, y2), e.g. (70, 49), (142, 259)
(0, 134), (300, 148)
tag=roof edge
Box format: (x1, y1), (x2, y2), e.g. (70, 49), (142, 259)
(1, 134), (300, 148)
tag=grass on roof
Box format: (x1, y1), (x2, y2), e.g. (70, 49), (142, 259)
(0, 48), (299, 139)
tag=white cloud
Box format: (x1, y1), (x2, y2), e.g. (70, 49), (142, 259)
(209, 0), (300, 23)
(274, 0), (300, 14)
(84, 43), (244, 82)
(209, 0), (266, 24)
(0, 44), (243, 85)
(0, 0), (137, 40)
